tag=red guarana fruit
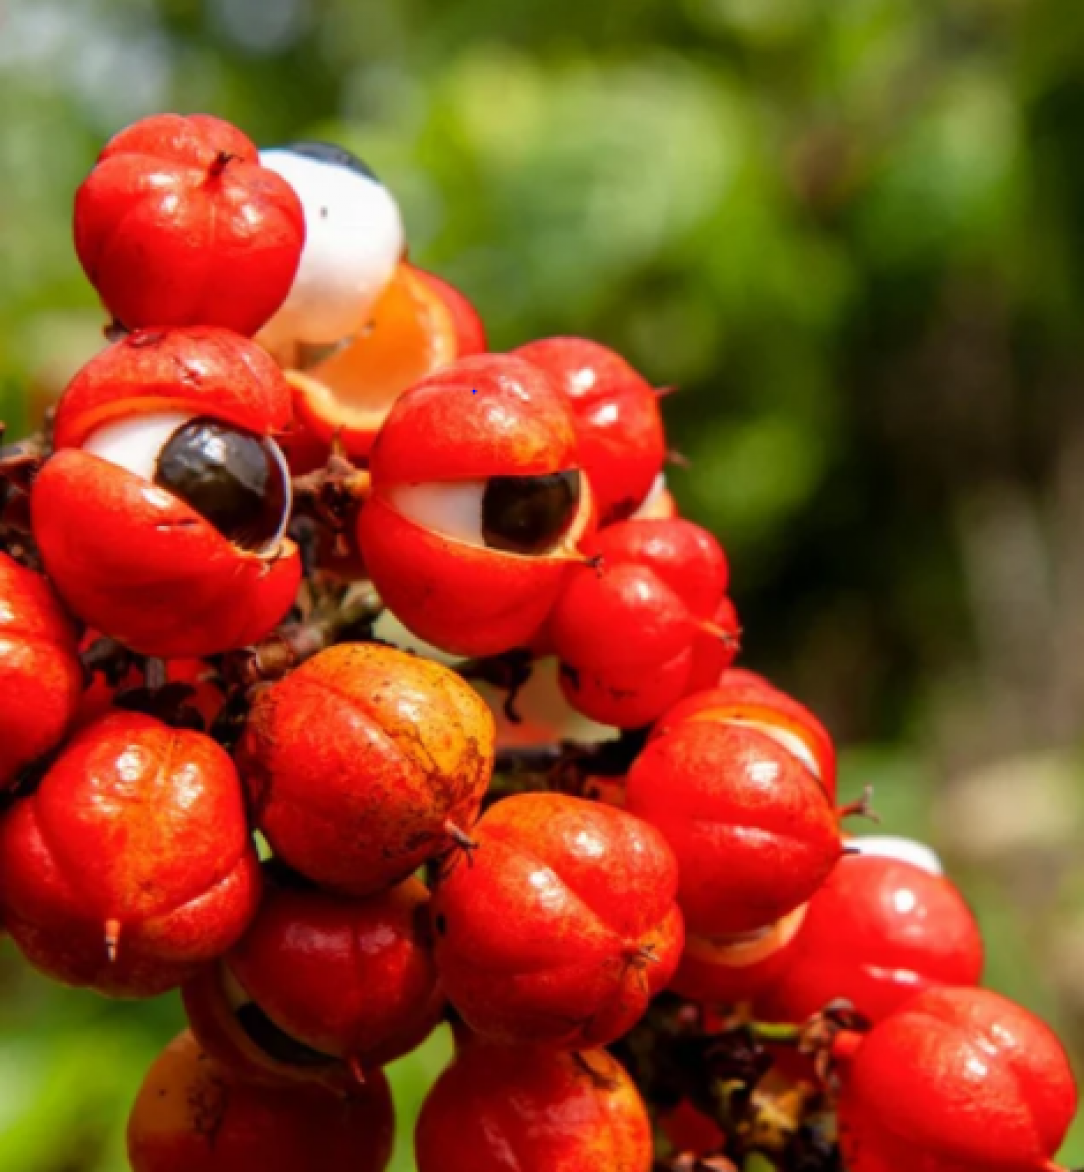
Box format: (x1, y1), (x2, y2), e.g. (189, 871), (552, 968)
(358, 353), (595, 657)
(514, 336), (666, 525)
(237, 643), (495, 896)
(551, 518), (738, 728)
(835, 986), (1077, 1172)
(416, 1041), (653, 1172)
(31, 327), (300, 658)
(74, 113), (304, 334)
(286, 263), (487, 460)
(656, 679), (837, 800)
(184, 868), (441, 1085)
(128, 1031), (394, 1172)
(625, 718), (841, 939)
(0, 711), (260, 997)
(0, 553), (83, 789)
(431, 792), (683, 1048)
(755, 852), (983, 1025)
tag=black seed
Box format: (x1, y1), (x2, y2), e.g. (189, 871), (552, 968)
(278, 141), (380, 183)
(482, 471), (581, 556)
(155, 418), (287, 552)
(234, 1003), (337, 1069)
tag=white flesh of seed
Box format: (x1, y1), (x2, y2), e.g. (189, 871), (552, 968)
(387, 481), (487, 547)
(851, 835), (944, 875)
(259, 150), (405, 349)
(82, 412), (193, 482)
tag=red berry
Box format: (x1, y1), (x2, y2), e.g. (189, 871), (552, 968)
(75, 114), (304, 334)
(0, 712), (260, 997)
(626, 720), (841, 937)
(836, 987), (1077, 1172)
(32, 329), (300, 658)
(287, 263), (487, 459)
(358, 354), (594, 656)
(756, 852), (983, 1024)
(551, 518), (737, 728)
(656, 679), (836, 799)
(515, 336), (666, 525)
(237, 644), (495, 896)
(127, 1031), (393, 1172)
(0, 553), (82, 789)
(431, 792), (683, 1048)
(208, 870), (442, 1078)
(416, 1041), (652, 1172)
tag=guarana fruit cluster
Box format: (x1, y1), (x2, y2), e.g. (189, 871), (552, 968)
(0, 111), (1076, 1172)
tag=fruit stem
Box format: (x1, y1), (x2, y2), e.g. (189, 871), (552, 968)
(837, 785), (880, 825)
(207, 150), (237, 179)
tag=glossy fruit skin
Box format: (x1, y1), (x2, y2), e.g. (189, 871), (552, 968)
(75, 114), (304, 334)
(238, 644), (495, 896)
(128, 1031), (393, 1172)
(0, 712), (260, 997)
(755, 854), (983, 1025)
(225, 873), (442, 1070)
(655, 681), (837, 800)
(53, 326), (294, 448)
(0, 553), (83, 789)
(33, 328), (300, 658)
(515, 337), (666, 525)
(431, 793), (683, 1048)
(416, 1042), (652, 1172)
(626, 721), (841, 937)
(287, 263), (487, 459)
(552, 518), (735, 729)
(359, 354), (592, 657)
(837, 987), (1077, 1172)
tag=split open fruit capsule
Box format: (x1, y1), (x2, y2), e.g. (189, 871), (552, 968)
(358, 353), (595, 657)
(31, 327), (301, 658)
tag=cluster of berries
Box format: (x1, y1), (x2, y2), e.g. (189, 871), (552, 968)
(0, 111), (1077, 1172)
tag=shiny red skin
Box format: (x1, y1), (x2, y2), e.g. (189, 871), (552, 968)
(657, 681), (837, 798)
(625, 721), (842, 936)
(238, 644), (495, 896)
(756, 854), (983, 1025)
(552, 519), (731, 728)
(32, 451), (300, 658)
(75, 114), (304, 335)
(590, 518), (729, 613)
(837, 987), (1077, 1172)
(413, 268), (488, 357)
(359, 354), (590, 657)
(515, 337), (666, 524)
(0, 712), (260, 997)
(0, 554), (83, 788)
(34, 327), (300, 658)
(369, 354), (578, 481)
(685, 596), (742, 694)
(431, 793), (683, 1048)
(128, 1031), (393, 1172)
(416, 1042), (652, 1172)
(555, 563), (693, 676)
(226, 875), (442, 1069)
(54, 327), (294, 448)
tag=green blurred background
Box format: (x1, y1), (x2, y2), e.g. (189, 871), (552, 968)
(3, 0), (1084, 1166)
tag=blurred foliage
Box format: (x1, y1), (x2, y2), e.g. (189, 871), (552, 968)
(4, 0), (1084, 1166)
